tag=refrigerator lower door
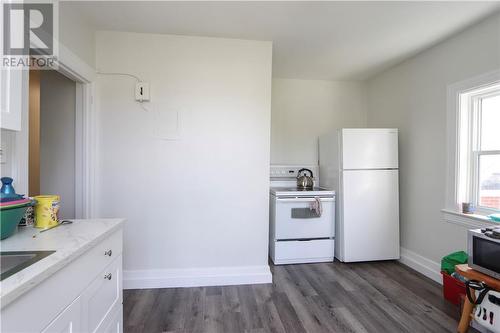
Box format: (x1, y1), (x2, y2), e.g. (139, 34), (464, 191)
(341, 169), (400, 262)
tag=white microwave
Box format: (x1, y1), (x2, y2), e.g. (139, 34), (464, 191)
(468, 228), (500, 280)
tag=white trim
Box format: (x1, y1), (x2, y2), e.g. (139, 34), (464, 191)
(399, 247), (442, 284)
(74, 83), (84, 219)
(123, 265), (273, 290)
(55, 44), (96, 218)
(85, 83), (97, 218)
(442, 209), (499, 229)
(445, 69), (500, 212)
(82, 83), (97, 218)
(57, 43), (95, 84)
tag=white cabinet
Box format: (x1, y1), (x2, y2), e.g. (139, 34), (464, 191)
(1, 229), (123, 333)
(42, 297), (82, 333)
(0, 68), (25, 131)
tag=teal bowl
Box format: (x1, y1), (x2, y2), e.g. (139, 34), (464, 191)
(0, 204), (29, 239)
(488, 214), (500, 222)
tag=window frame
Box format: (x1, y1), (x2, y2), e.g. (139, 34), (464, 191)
(444, 70), (500, 227)
(466, 90), (500, 214)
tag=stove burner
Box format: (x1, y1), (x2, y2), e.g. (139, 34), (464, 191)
(481, 227), (500, 239)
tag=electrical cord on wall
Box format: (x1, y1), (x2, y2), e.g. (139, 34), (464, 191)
(96, 71), (150, 112)
(96, 70), (180, 141)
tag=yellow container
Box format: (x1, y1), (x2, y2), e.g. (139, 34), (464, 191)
(33, 195), (60, 229)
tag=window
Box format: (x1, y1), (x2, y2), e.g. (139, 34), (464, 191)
(457, 83), (500, 213)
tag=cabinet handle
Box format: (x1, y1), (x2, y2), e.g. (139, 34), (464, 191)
(104, 249), (112, 257)
(104, 273), (112, 280)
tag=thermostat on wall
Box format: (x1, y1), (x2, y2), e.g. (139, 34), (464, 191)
(135, 82), (150, 102)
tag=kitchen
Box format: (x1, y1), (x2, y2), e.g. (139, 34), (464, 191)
(1, 2), (500, 333)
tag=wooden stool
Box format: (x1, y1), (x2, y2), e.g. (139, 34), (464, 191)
(455, 264), (500, 333)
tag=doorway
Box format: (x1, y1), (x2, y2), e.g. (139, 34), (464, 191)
(29, 69), (78, 219)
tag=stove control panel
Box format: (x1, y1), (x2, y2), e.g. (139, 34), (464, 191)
(270, 165), (319, 179)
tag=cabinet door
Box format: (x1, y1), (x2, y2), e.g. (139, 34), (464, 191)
(98, 309), (122, 333)
(0, 68), (25, 131)
(81, 255), (122, 333)
(41, 297), (82, 333)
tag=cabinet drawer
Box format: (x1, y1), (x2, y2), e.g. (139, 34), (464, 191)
(82, 255), (122, 333)
(274, 239), (334, 264)
(90, 230), (123, 275)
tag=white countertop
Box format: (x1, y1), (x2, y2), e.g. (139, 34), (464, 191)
(0, 219), (124, 308)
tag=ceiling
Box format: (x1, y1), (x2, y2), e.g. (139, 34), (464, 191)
(64, 1), (500, 80)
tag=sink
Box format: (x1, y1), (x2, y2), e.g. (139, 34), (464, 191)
(0, 251), (55, 281)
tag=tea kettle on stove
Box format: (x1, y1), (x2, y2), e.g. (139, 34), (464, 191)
(296, 168), (314, 189)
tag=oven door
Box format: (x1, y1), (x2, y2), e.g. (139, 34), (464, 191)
(275, 197), (334, 240)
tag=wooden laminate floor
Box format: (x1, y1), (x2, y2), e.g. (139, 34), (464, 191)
(123, 261), (463, 333)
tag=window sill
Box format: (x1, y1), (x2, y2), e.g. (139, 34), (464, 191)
(441, 209), (499, 229)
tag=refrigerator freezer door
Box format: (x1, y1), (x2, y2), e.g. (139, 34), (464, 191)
(341, 169), (400, 262)
(342, 129), (398, 169)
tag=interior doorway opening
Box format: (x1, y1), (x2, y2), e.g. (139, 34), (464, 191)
(28, 69), (81, 219)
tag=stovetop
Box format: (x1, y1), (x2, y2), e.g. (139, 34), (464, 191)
(269, 165), (334, 197)
(270, 186), (335, 197)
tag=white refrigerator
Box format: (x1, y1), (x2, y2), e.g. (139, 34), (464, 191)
(319, 128), (400, 262)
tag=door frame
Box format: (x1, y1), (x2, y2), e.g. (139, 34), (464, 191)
(18, 44), (96, 218)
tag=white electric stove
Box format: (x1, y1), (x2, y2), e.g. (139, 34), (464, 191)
(269, 165), (335, 265)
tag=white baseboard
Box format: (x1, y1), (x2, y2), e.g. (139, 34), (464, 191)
(399, 247), (442, 284)
(123, 265), (272, 289)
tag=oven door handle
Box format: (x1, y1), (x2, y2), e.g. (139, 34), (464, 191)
(276, 197), (334, 203)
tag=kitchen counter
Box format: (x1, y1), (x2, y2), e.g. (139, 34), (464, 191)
(0, 219), (124, 308)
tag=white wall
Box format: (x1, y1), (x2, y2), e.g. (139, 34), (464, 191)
(59, 3), (96, 68)
(39, 70), (76, 219)
(271, 79), (366, 165)
(95, 31), (272, 287)
(366, 14), (500, 267)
